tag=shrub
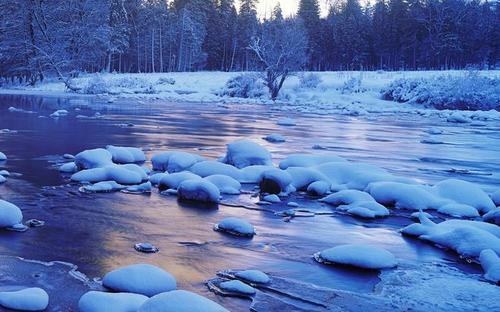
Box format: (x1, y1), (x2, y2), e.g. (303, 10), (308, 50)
(83, 74), (108, 94)
(298, 72), (322, 89)
(341, 76), (366, 94)
(220, 73), (266, 98)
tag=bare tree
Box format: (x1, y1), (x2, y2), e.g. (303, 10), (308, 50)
(249, 18), (308, 100)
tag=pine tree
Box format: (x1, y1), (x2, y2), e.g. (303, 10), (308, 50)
(298, 0), (322, 70)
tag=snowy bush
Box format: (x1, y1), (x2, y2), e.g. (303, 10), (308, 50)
(220, 73), (266, 98)
(341, 76), (366, 94)
(83, 75), (108, 94)
(381, 72), (500, 111)
(158, 77), (176, 85)
(298, 72), (322, 89)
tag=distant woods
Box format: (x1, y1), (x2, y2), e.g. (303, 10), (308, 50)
(0, 0), (499, 85)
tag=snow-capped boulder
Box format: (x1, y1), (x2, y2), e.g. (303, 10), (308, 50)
(315, 244), (397, 270)
(432, 179), (495, 214)
(219, 280), (255, 295)
(222, 140), (272, 169)
(158, 172), (201, 191)
(263, 134), (285, 143)
(72, 165), (146, 185)
(240, 165), (275, 183)
(138, 290), (229, 312)
(0, 288), (49, 311)
(262, 194), (280, 203)
(125, 182), (152, 194)
(0, 175), (6, 184)
(103, 264), (176, 297)
(234, 270), (270, 284)
(484, 208), (500, 225)
(50, 109), (68, 118)
(367, 182), (439, 210)
(320, 190), (374, 206)
(491, 190), (500, 206)
(106, 146), (146, 164)
(321, 190), (389, 218)
(279, 154), (346, 169)
(259, 168), (293, 194)
(0, 170), (9, 177)
(81, 181), (126, 193)
(285, 167), (328, 190)
(177, 180), (220, 203)
(0, 200), (23, 228)
(480, 249), (500, 284)
(59, 162), (78, 173)
(152, 151), (205, 173)
(0, 152), (6, 161)
(307, 181), (331, 196)
(204, 175), (241, 195)
(75, 148), (113, 170)
(437, 203), (480, 218)
(190, 161), (242, 181)
(149, 173), (169, 186)
(215, 217), (255, 237)
(78, 291), (148, 312)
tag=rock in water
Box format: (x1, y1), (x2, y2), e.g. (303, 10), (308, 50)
(219, 280), (256, 295)
(0, 152), (7, 161)
(234, 270), (270, 284)
(0, 288), (49, 311)
(315, 244), (398, 270)
(222, 140), (272, 169)
(103, 264), (176, 297)
(177, 180), (220, 203)
(480, 249), (500, 284)
(78, 291), (148, 312)
(138, 290), (229, 312)
(0, 199), (23, 228)
(215, 217), (255, 237)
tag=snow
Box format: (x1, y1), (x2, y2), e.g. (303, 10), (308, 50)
(484, 208), (500, 225)
(320, 190), (389, 218)
(222, 140), (272, 169)
(190, 161), (242, 181)
(59, 162), (78, 173)
(125, 182), (152, 194)
(437, 203), (480, 218)
(215, 217), (255, 237)
(433, 179), (495, 214)
(307, 181), (331, 196)
(0, 152), (6, 161)
(138, 290), (229, 312)
(0, 288), (49, 311)
(234, 270), (270, 284)
(315, 244), (398, 270)
(263, 133), (286, 143)
(491, 190), (500, 206)
(218, 280), (256, 295)
(204, 175), (241, 195)
(367, 182), (439, 210)
(258, 168), (293, 195)
(149, 173), (169, 185)
(102, 264), (177, 297)
(72, 165), (146, 185)
(279, 154), (346, 169)
(177, 179), (220, 203)
(106, 146), (146, 164)
(50, 109), (69, 118)
(262, 194), (281, 203)
(0, 170), (10, 176)
(151, 151), (205, 172)
(480, 249), (500, 284)
(0, 175), (6, 184)
(75, 148), (113, 170)
(0, 200), (23, 228)
(277, 118), (296, 126)
(81, 181), (125, 193)
(78, 291), (148, 312)
(157, 172), (201, 190)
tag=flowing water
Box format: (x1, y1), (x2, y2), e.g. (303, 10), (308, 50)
(0, 93), (499, 311)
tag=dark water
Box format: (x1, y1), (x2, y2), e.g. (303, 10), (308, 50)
(0, 94), (499, 311)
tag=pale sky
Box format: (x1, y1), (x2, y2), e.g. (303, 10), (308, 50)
(251, 0), (330, 19)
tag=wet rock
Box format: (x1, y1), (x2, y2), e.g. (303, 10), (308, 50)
(134, 243), (159, 253)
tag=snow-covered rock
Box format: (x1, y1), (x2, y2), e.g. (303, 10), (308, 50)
(307, 181), (331, 196)
(72, 165), (146, 185)
(320, 190), (389, 218)
(158, 172), (201, 191)
(219, 280), (255, 295)
(106, 146), (146, 164)
(433, 179), (495, 214)
(204, 175), (241, 195)
(75, 148), (113, 170)
(50, 109), (68, 118)
(81, 181), (126, 193)
(125, 182), (152, 194)
(190, 161), (242, 181)
(78, 291), (148, 312)
(315, 244), (398, 270)
(149, 173), (169, 185)
(262, 194), (280, 203)
(178, 180), (220, 203)
(138, 290), (229, 312)
(0, 200), (23, 228)
(152, 151), (205, 172)
(484, 208), (500, 225)
(279, 154), (346, 169)
(59, 162), (78, 173)
(263, 133), (286, 143)
(0, 170), (9, 177)
(0, 152), (6, 161)
(0, 175), (6, 184)
(239, 165), (275, 183)
(215, 217), (255, 237)
(479, 249), (500, 284)
(222, 140), (272, 169)
(0, 288), (49, 311)
(437, 203), (480, 218)
(258, 168), (293, 194)
(234, 270), (270, 284)
(491, 190), (500, 206)
(367, 182), (439, 210)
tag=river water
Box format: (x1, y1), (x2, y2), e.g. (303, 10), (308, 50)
(0, 93), (499, 311)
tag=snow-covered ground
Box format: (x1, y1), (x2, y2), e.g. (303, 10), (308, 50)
(1, 70), (499, 121)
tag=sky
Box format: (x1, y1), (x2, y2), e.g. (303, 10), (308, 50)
(254, 0), (330, 19)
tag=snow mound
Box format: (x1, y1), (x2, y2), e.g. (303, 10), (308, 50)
(367, 182), (440, 210)
(263, 134), (285, 143)
(315, 244), (397, 270)
(222, 140), (272, 168)
(321, 190), (389, 218)
(279, 154), (346, 169)
(433, 179), (495, 214)
(0, 170), (9, 177)
(106, 146), (146, 164)
(125, 182), (152, 194)
(215, 217), (255, 237)
(50, 109), (68, 118)
(0, 175), (6, 184)
(484, 208), (500, 225)
(103, 264), (177, 297)
(79, 291), (148, 312)
(239, 165), (275, 183)
(75, 148), (113, 170)
(204, 175), (241, 195)
(59, 162), (78, 173)
(307, 181), (331, 196)
(72, 164), (147, 185)
(0, 152), (6, 161)
(178, 180), (220, 203)
(81, 181), (125, 193)
(158, 172), (201, 191)
(190, 161), (242, 181)
(0, 200), (23, 228)
(149, 173), (169, 186)
(437, 203), (480, 218)
(259, 168), (293, 195)
(234, 270), (270, 284)
(219, 280), (255, 295)
(491, 190), (500, 206)
(0, 288), (49, 311)
(263, 194), (280, 203)
(480, 249), (500, 284)
(152, 151), (205, 173)
(138, 290), (229, 312)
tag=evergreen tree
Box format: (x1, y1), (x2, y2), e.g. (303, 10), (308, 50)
(298, 0), (322, 70)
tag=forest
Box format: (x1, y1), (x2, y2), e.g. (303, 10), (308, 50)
(0, 0), (499, 85)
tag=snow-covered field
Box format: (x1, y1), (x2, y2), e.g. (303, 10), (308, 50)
(1, 70), (499, 121)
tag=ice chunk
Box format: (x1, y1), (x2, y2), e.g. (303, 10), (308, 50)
(279, 154), (346, 169)
(0, 200), (23, 228)
(59, 162), (78, 173)
(138, 290), (229, 312)
(158, 172), (201, 191)
(263, 133), (285, 143)
(152, 151), (205, 173)
(204, 175), (241, 195)
(480, 249), (500, 284)
(433, 179), (495, 214)
(103, 264), (176, 297)
(190, 161), (242, 181)
(315, 244), (397, 270)
(79, 291), (148, 312)
(222, 140), (272, 169)
(106, 146), (146, 164)
(178, 180), (220, 203)
(0, 288), (49, 311)
(215, 217), (255, 237)
(437, 203), (479, 218)
(0, 152), (6, 161)
(307, 181), (331, 196)
(277, 117), (296, 126)
(75, 148), (113, 170)
(219, 280), (255, 295)
(234, 270), (270, 284)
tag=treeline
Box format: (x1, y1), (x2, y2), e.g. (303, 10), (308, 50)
(0, 0), (499, 85)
